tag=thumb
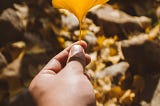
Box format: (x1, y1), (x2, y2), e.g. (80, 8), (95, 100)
(64, 45), (86, 74)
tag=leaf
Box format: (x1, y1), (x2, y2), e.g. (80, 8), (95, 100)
(52, 0), (109, 22)
(52, 0), (109, 40)
(119, 90), (135, 105)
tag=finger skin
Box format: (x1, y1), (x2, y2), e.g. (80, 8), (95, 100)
(85, 54), (91, 65)
(61, 45), (87, 75)
(40, 41), (89, 74)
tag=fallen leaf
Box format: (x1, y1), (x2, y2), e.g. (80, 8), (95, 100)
(108, 86), (123, 98)
(119, 89), (135, 105)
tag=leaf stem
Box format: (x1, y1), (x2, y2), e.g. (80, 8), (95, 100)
(79, 21), (82, 41)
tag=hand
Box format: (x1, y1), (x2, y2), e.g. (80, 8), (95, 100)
(29, 41), (96, 106)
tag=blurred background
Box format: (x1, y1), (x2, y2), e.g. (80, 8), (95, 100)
(0, 0), (160, 106)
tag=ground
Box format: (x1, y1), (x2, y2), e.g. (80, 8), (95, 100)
(0, 0), (160, 106)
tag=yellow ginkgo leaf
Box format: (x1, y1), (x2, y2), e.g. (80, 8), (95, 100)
(52, 0), (108, 40)
(52, 0), (109, 22)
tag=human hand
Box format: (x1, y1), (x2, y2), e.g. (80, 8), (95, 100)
(29, 41), (96, 106)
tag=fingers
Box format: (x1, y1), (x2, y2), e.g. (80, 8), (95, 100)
(40, 41), (88, 74)
(63, 45), (89, 74)
(85, 54), (91, 65)
(53, 40), (87, 67)
(67, 45), (86, 67)
(65, 40), (87, 52)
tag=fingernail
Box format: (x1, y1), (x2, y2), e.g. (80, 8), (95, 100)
(67, 45), (86, 66)
(69, 45), (84, 56)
